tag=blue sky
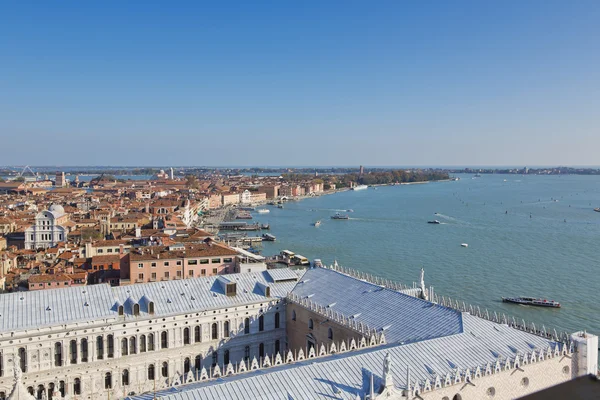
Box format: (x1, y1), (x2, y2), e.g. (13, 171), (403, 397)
(1, 1), (599, 166)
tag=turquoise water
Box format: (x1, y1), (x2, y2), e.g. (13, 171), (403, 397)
(253, 174), (600, 337)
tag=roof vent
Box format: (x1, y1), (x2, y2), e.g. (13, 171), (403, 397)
(167, 299), (172, 303)
(82, 290), (87, 294)
(46, 306), (52, 311)
(305, 294), (315, 299)
(84, 302), (89, 307)
(217, 276), (237, 297)
(256, 282), (271, 297)
(351, 313), (361, 319)
(19, 297), (24, 301)
(381, 325), (391, 331)
(191, 296), (196, 301)
(327, 303), (336, 308)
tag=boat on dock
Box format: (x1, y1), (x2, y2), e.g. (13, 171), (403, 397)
(428, 220), (441, 224)
(331, 213), (349, 220)
(262, 233), (276, 242)
(502, 296), (561, 308)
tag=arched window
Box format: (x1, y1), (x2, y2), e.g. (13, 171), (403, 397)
(149, 301), (155, 315)
(80, 339), (88, 362)
(259, 343), (265, 358)
(161, 331), (168, 349)
(275, 312), (280, 329)
(292, 310), (296, 321)
(104, 372), (112, 389)
(275, 340), (280, 355)
(59, 381), (65, 397)
(308, 319), (314, 330)
(184, 358), (191, 374)
(224, 350), (230, 365)
(69, 340), (77, 364)
(73, 379), (81, 395)
(148, 333), (155, 351)
(107, 335), (114, 358)
(118, 305), (124, 316)
(224, 321), (230, 338)
(121, 338), (128, 356)
(122, 369), (129, 386)
(244, 318), (250, 334)
(259, 315), (264, 331)
(27, 387), (34, 397)
(54, 342), (63, 367)
(129, 337), (137, 355)
(96, 336), (104, 360)
(161, 362), (169, 378)
(328, 327), (333, 340)
(211, 323), (218, 340)
(140, 335), (147, 353)
(18, 347), (27, 372)
(244, 346), (250, 361)
(195, 355), (202, 370)
(183, 328), (190, 345)
(133, 303), (140, 316)
(147, 364), (155, 380)
(452, 394), (463, 400)
(194, 326), (201, 342)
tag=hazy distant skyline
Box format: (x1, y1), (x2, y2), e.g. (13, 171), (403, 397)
(1, 1), (599, 166)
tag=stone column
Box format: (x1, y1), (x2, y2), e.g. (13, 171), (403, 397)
(76, 338), (81, 364)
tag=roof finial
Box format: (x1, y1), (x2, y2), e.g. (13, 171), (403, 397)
(419, 268), (428, 300)
(383, 352), (394, 389)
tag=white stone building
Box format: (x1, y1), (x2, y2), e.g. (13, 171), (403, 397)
(24, 205), (69, 250)
(0, 265), (597, 400)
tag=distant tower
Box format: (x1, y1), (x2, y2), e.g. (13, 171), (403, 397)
(359, 165), (364, 175)
(525, 166), (529, 175)
(170, 167), (174, 180)
(55, 171), (66, 187)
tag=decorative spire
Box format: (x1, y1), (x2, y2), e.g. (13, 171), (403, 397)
(419, 268), (428, 300)
(383, 353), (394, 389)
(7, 354), (36, 400)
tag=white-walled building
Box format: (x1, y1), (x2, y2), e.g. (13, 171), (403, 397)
(24, 204), (69, 250)
(0, 265), (596, 400)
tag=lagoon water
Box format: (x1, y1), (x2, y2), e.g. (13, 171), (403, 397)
(253, 174), (600, 337)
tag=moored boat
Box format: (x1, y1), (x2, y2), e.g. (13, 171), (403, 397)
(262, 233), (276, 242)
(428, 220), (441, 224)
(257, 209), (270, 214)
(594, 208), (600, 212)
(502, 296), (561, 308)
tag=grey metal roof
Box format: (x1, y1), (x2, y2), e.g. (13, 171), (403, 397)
(0, 269), (303, 333)
(112, 270), (301, 320)
(266, 268), (302, 282)
(0, 284), (116, 333)
(134, 313), (557, 400)
(290, 267), (463, 343)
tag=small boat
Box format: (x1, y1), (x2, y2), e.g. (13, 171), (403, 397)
(594, 208), (600, 212)
(331, 213), (349, 220)
(502, 296), (561, 308)
(262, 233), (276, 242)
(428, 220), (441, 224)
(461, 243), (468, 247)
(346, 209), (354, 212)
(257, 209), (270, 214)
(352, 185), (368, 191)
(313, 220), (322, 227)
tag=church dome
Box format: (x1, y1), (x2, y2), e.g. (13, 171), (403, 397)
(48, 204), (65, 214)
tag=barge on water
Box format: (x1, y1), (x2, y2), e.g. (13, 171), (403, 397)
(502, 296), (561, 308)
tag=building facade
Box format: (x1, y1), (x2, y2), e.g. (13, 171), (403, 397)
(24, 205), (69, 250)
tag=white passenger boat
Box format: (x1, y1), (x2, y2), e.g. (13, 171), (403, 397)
(257, 209), (270, 214)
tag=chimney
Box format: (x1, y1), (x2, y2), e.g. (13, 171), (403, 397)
(119, 244), (124, 255)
